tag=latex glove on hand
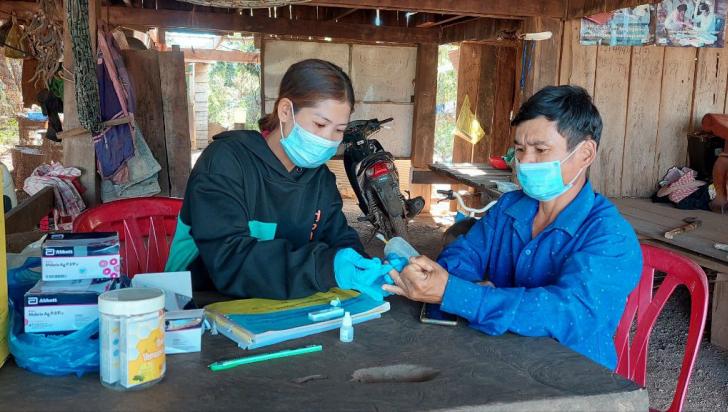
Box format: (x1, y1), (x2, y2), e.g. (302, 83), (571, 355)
(385, 253), (409, 273)
(334, 248), (394, 301)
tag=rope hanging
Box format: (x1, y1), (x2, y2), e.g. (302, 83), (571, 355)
(66, 0), (102, 134)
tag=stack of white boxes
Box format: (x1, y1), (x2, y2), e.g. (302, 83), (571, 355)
(23, 232), (121, 334)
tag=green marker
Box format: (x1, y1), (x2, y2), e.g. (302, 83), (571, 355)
(208, 345), (323, 371)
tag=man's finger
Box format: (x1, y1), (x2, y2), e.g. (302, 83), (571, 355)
(410, 255), (435, 272)
(382, 284), (405, 296)
(389, 268), (403, 286)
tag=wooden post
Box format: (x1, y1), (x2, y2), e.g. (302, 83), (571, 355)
(62, 0), (101, 207)
(410, 43), (438, 214)
(713, 273), (728, 350)
(451, 43), (498, 209)
(521, 17), (563, 99)
(159, 48), (192, 198)
(158, 29), (167, 51)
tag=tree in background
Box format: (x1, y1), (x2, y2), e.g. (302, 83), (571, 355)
(208, 62), (261, 130)
(207, 35), (261, 130)
(433, 44), (457, 163)
(0, 55), (23, 145)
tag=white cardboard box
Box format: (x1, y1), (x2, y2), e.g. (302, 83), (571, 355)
(42, 232), (121, 281)
(132, 272), (204, 354)
(24, 279), (117, 333)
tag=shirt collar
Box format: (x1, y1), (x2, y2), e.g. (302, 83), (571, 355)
(504, 180), (595, 240)
(546, 180), (595, 237)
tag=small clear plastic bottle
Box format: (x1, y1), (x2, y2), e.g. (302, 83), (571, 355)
(339, 311), (354, 343)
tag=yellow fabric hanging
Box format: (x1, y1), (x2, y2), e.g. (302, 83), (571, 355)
(454, 95), (486, 145)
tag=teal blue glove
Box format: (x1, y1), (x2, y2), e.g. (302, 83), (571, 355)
(334, 248), (394, 301)
(385, 253), (408, 273)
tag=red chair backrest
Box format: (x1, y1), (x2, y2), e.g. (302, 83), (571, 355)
(72, 197), (183, 279)
(614, 244), (709, 412)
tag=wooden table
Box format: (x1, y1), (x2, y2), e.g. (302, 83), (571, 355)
(429, 162), (513, 190)
(429, 163), (511, 204)
(0, 298), (647, 411)
(611, 198), (728, 349)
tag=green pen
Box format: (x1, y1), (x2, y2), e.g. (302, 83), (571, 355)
(208, 345), (323, 371)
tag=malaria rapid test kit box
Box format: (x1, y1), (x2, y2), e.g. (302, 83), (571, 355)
(41, 232), (121, 281)
(23, 278), (117, 333)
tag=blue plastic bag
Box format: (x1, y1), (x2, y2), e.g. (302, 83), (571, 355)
(7, 257), (41, 310)
(8, 302), (100, 377)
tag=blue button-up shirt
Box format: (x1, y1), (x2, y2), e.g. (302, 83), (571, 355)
(439, 181), (642, 369)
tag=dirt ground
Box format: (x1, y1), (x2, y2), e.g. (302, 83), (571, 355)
(340, 198), (728, 412)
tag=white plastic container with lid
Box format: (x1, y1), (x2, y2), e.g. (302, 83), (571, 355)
(98, 288), (166, 391)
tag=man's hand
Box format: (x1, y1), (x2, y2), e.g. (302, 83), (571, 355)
(382, 255), (448, 303)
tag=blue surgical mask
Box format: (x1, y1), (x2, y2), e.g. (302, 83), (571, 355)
(515, 142), (585, 202)
(279, 105), (341, 169)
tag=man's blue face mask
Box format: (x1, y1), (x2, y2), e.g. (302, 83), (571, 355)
(280, 104), (341, 169)
(515, 142), (585, 202)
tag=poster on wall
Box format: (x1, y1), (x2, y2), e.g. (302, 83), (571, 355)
(580, 5), (654, 46)
(656, 0), (726, 47)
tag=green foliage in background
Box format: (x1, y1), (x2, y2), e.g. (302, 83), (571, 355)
(208, 62), (261, 130)
(0, 117), (18, 145)
(434, 45), (458, 163)
(207, 36), (261, 130)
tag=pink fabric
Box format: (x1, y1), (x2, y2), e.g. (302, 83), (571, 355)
(667, 170), (703, 203)
(24, 162), (86, 222)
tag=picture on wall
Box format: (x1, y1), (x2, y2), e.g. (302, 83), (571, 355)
(656, 0), (726, 47)
(580, 5), (654, 46)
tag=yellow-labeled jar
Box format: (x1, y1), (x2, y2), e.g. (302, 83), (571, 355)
(99, 288), (165, 391)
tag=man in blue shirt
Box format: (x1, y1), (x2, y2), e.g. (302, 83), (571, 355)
(384, 85), (642, 369)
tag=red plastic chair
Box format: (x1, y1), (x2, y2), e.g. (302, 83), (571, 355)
(73, 197), (183, 279)
(614, 244), (709, 412)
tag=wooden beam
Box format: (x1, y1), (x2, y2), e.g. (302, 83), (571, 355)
(439, 18), (520, 44)
(182, 49), (260, 64)
(108, 6), (437, 44)
(1, 2), (437, 43)
(567, 0), (661, 19)
(5, 187), (54, 234)
(308, 1), (564, 18)
(329, 8), (359, 21)
(409, 43), (439, 213)
(419, 15), (469, 28)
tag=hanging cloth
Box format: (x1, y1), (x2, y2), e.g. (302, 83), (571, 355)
(66, 0), (102, 133)
(92, 31), (135, 180)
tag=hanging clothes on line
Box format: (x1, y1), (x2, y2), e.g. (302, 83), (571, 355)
(93, 31), (135, 181)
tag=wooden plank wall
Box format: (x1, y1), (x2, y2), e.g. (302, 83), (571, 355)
(558, 18), (727, 198)
(121, 49), (191, 198)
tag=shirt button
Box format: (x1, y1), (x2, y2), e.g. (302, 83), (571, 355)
(295, 167), (303, 173)
(524, 250), (532, 255)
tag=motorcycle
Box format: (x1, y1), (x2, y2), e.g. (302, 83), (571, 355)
(342, 117), (425, 240)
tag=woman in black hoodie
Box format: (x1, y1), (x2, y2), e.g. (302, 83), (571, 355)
(166, 59), (393, 301)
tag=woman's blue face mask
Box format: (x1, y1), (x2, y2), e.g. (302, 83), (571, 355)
(279, 105), (341, 169)
(515, 142), (585, 202)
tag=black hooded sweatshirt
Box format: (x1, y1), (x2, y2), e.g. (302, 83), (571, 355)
(178, 130), (364, 299)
